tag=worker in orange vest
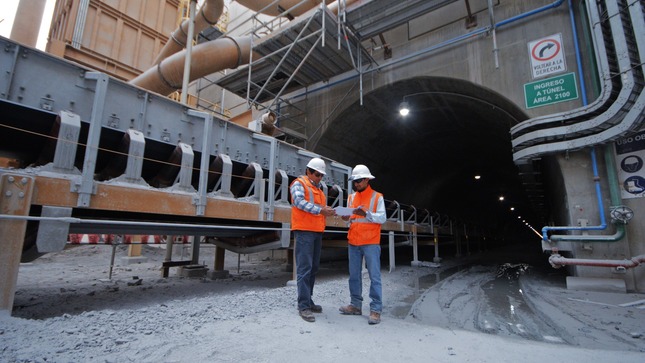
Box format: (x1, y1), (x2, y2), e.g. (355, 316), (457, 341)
(339, 164), (386, 325)
(290, 157), (336, 322)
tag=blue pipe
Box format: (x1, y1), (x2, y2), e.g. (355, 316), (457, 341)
(569, 0), (588, 106)
(290, 0), (565, 102)
(496, 0), (564, 27)
(549, 145), (625, 242)
(541, 148), (608, 240)
(541, 0), (610, 241)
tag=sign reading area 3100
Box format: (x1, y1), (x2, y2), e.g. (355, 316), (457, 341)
(524, 72), (579, 109)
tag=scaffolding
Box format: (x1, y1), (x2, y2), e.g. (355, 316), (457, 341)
(185, 0), (460, 146)
(211, 1), (371, 145)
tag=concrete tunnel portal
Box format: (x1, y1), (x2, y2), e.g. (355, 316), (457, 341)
(315, 76), (544, 244)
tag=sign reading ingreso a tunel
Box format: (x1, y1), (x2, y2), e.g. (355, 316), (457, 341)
(524, 72), (578, 109)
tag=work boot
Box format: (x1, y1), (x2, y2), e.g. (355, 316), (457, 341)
(311, 304), (323, 313)
(368, 311), (381, 325)
(339, 305), (362, 315)
(299, 309), (315, 322)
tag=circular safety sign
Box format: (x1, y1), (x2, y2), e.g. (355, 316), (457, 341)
(528, 33), (566, 79)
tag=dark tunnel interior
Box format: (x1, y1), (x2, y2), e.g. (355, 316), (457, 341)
(315, 77), (546, 243)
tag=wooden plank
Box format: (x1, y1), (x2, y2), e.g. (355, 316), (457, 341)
(31, 175), (278, 221)
(28, 174), (426, 238)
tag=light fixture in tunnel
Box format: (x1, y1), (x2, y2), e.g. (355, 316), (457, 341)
(474, 175), (481, 180)
(399, 101), (410, 116)
(498, 195), (505, 201)
(394, 91), (521, 123)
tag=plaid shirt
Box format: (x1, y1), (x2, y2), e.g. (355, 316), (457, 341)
(290, 178), (322, 215)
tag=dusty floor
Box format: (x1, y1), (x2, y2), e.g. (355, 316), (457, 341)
(2, 242), (644, 362)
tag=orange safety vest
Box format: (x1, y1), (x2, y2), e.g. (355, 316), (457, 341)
(347, 186), (383, 245)
(290, 176), (326, 232)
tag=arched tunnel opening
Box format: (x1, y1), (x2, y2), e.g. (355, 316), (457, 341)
(315, 77), (552, 260)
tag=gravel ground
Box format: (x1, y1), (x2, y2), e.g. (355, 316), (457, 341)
(1, 243), (644, 362)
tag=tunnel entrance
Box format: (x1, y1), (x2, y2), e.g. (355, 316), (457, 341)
(315, 76), (546, 247)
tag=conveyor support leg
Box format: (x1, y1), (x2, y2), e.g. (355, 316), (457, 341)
(0, 174), (34, 314)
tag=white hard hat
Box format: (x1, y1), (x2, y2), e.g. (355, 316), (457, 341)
(350, 164), (375, 180)
(306, 157), (326, 175)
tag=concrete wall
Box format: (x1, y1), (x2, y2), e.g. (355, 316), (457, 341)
(296, 0), (589, 147)
(284, 0), (645, 291)
(550, 147), (644, 292)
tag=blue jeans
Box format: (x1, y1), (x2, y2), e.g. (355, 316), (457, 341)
(294, 230), (322, 311)
(347, 244), (382, 313)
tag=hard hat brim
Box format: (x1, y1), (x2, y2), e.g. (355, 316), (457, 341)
(349, 174), (375, 180)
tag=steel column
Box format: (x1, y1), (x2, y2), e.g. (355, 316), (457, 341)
(77, 72), (109, 207)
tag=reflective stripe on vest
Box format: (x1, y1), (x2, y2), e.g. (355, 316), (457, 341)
(347, 189), (382, 245)
(348, 191), (378, 224)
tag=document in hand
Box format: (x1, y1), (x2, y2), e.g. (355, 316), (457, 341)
(334, 206), (355, 216)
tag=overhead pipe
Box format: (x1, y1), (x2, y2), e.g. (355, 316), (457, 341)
(291, 0), (565, 103)
(152, 0), (225, 65)
(487, 0), (499, 69)
(181, 0), (198, 105)
(549, 254), (645, 269)
(131, 36), (253, 96)
(139, 0), (561, 111)
(131, 0), (356, 96)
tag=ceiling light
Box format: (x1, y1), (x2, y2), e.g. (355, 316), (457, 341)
(474, 175), (481, 180)
(399, 101), (410, 116)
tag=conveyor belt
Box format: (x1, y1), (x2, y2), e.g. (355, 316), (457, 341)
(0, 36), (443, 261)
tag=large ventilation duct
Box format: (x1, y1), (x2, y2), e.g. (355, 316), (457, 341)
(152, 0), (225, 65)
(132, 36), (252, 96)
(130, 0), (358, 96)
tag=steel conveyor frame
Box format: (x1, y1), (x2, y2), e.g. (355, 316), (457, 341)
(0, 35), (352, 235)
(0, 35), (440, 254)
